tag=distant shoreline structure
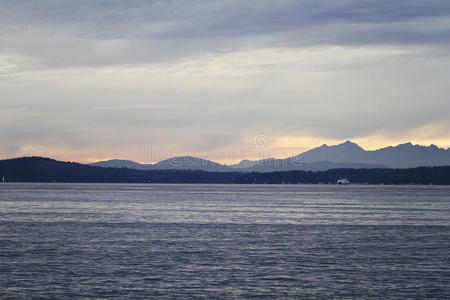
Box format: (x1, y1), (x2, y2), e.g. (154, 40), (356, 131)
(337, 178), (350, 185)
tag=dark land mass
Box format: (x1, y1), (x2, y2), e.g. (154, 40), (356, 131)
(0, 157), (238, 184)
(1, 157), (450, 185)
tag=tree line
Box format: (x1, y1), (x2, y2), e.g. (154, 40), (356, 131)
(1, 157), (449, 185)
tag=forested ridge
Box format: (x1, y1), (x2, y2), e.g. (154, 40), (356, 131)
(1, 157), (449, 185)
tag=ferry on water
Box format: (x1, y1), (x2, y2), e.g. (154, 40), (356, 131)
(337, 178), (350, 185)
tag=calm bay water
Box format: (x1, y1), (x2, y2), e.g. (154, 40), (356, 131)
(0, 183), (449, 299)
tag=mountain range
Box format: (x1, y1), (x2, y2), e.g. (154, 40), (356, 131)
(90, 141), (450, 172)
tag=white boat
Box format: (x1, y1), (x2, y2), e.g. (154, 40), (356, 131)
(337, 178), (350, 185)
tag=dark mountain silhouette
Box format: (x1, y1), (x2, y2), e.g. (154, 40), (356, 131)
(293, 140), (367, 163)
(291, 141), (450, 168)
(90, 141), (449, 172)
(91, 159), (152, 170)
(1, 156), (449, 185)
(91, 156), (231, 172)
(153, 156), (231, 172)
(370, 143), (450, 168)
(91, 156), (385, 172)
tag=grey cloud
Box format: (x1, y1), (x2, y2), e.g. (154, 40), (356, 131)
(1, 0), (450, 71)
(1, 1), (450, 160)
(3, 1), (450, 36)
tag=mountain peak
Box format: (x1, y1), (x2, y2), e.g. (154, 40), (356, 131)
(90, 159), (151, 170)
(341, 140), (358, 146)
(335, 140), (364, 151)
(238, 159), (253, 164)
(157, 156), (222, 166)
(232, 159), (256, 168)
(398, 142), (413, 147)
(154, 156), (230, 171)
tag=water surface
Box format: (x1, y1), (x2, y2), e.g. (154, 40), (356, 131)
(0, 183), (449, 298)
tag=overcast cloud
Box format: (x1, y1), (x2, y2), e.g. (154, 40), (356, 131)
(1, 0), (450, 163)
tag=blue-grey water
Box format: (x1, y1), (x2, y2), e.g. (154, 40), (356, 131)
(0, 183), (449, 299)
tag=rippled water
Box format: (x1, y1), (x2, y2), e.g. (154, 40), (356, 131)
(0, 183), (449, 298)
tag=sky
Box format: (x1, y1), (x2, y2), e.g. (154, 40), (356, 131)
(1, 0), (450, 164)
